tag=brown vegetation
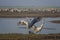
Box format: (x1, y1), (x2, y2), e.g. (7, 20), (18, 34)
(0, 33), (60, 40)
(0, 11), (60, 18)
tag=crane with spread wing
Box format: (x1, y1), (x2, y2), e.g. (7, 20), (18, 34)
(17, 17), (56, 34)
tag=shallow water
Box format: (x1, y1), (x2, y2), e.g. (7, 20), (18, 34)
(0, 17), (60, 34)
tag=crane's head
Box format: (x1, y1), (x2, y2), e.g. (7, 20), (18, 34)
(36, 16), (42, 21)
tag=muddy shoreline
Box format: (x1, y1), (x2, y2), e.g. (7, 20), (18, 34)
(49, 20), (60, 23)
(0, 12), (60, 18)
(0, 33), (60, 40)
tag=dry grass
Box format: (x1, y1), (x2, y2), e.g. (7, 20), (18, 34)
(0, 11), (60, 18)
(0, 33), (60, 40)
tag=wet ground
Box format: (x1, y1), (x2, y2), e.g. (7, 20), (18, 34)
(49, 20), (60, 23)
(0, 33), (60, 40)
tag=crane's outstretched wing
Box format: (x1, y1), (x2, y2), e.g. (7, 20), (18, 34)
(17, 20), (29, 29)
(17, 20), (28, 25)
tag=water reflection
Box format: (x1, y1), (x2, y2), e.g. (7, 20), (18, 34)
(0, 17), (60, 34)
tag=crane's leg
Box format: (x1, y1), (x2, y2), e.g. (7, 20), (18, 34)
(29, 30), (35, 34)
